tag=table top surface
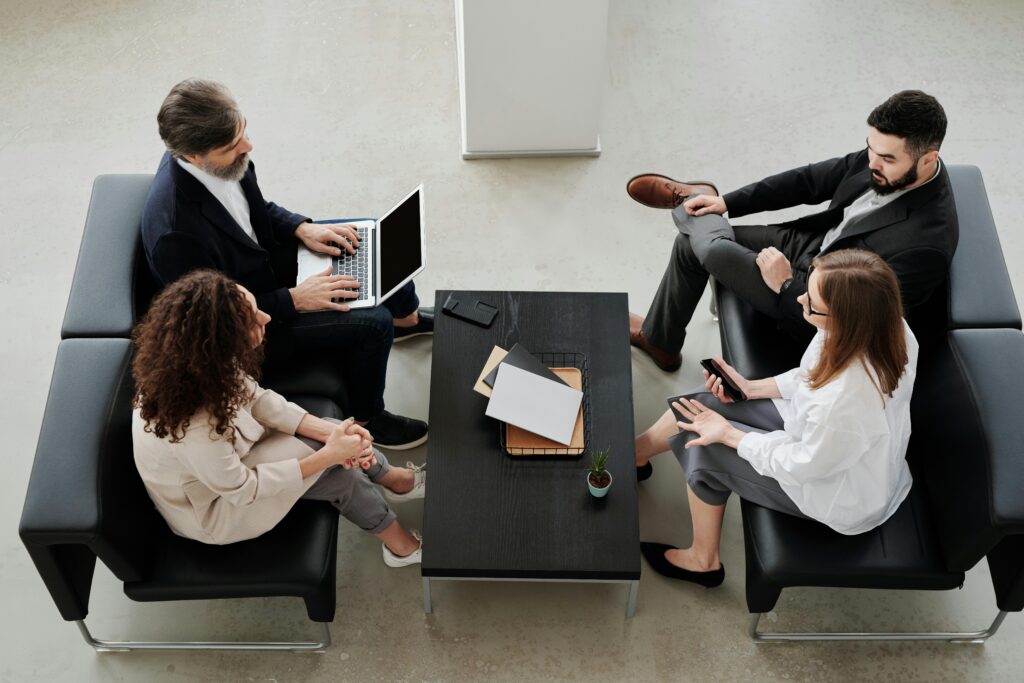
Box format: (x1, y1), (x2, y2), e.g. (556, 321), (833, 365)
(422, 290), (640, 580)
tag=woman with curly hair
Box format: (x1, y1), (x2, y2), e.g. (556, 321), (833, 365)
(132, 269), (424, 566)
(634, 249), (918, 587)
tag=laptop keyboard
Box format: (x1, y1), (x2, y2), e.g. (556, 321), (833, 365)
(333, 226), (370, 302)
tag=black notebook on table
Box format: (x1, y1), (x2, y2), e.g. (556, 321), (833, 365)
(482, 343), (569, 389)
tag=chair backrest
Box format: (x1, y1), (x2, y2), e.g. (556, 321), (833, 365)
(62, 174), (158, 339)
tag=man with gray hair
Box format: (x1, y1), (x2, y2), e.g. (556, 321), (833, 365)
(141, 79), (430, 449)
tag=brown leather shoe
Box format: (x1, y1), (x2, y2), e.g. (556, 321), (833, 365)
(629, 313), (682, 372)
(626, 174), (719, 209)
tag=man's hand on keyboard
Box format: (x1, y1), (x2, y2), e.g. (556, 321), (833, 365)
(295, 221), (360, 256)
(290, 266), (361, 312)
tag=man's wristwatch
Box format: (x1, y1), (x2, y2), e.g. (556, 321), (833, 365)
(779, 278), (794, 295)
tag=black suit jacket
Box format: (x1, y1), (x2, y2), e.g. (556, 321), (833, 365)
(141, 152), (311, 322)
(722, 149), (959, 336)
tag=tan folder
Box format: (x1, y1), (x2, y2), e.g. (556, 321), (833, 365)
(505, 367), (584, 455)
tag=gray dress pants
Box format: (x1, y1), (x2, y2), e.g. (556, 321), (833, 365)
(297, 420), (397, 534)
(667, 389), (809, 519)
(642, 205), (822, 354)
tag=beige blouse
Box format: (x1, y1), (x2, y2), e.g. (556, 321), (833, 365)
(132, 379), (321, 545)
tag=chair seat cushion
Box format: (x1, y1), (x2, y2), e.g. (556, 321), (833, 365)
(740, 481), (964, 592)
(262, 358), (350, 415)
(125, 500), (338, 603)
(283, 394), (344, 421)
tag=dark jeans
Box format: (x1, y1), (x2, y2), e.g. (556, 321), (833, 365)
(267, 218), (420, 421)
(642, 206), (822, 354)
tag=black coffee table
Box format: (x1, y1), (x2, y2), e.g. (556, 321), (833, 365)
(422, 290), (640, 617)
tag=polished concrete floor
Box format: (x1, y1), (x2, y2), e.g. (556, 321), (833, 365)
(2, 1), (1023, 681)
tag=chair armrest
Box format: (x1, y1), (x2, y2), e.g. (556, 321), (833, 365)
(61, 174), (155, 338)
(19, 338), (151, 620)
(913, 329), (1024, 573)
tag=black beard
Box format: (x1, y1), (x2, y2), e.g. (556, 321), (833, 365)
(871, 161), (918, 195)
(205, 153), (249, 182)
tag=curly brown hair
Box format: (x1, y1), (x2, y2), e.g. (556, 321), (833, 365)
(132, 269), (264, 443)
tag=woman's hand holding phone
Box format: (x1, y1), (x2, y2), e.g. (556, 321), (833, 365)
(702, 355), (751, 403)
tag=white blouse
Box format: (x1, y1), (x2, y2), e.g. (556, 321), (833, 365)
(737, 321), (918, 535)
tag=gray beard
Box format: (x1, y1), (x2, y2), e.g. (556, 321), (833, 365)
(204, 153), (249, 182)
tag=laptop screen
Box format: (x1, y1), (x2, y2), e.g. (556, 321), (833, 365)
(377, 186), (424, 302)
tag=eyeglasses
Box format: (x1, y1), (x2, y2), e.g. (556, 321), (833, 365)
(805, 267), (829, 317)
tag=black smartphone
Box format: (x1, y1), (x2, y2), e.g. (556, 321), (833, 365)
(441, 294), (498, 328)
(700, 358), (747, 402)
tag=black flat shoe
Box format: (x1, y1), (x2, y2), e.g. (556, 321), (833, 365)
(636, 462), (653, 482)
(394, 307), (434, 343)
(640, 542), (724, 588)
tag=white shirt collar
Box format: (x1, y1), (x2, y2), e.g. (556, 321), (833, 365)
(175, 157), (257, 242)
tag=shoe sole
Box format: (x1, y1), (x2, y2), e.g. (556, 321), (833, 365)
(629, 344), (682, 372)
(392, 331), (433, 343)
(625, 173), (720, 209)
(382, 547), (422, 567)
(375, 433), (429, 450)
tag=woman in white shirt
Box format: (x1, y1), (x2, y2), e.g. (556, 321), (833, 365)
(634, 249), (917, 587)
(132, 269), (425, 566)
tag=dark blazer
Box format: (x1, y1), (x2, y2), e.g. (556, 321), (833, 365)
(141, 152), (311, 322)
(723, 149), (959, 335)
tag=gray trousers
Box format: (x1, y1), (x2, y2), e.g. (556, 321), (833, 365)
(642, 206), (821, 353)
(667, 389), (808, 519)
(298, 421), (397, 534)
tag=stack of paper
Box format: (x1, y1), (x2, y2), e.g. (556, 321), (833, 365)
(474, 344), (584, 447)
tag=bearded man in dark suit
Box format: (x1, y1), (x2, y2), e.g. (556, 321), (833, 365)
(626, 90), (956, 371)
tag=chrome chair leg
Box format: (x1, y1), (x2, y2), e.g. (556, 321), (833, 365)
(76, 619), (331, 653)
(748, 610), (1008, 643)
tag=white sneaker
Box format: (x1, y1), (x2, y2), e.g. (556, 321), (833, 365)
(382, 462), (426, 503)
(382, 529), (422, 567)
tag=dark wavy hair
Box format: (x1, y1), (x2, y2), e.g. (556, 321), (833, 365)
(867, 90), (946, 158)
(132, 269), (263, 443)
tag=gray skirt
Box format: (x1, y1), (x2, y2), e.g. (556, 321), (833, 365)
(666, 389), (808, 519)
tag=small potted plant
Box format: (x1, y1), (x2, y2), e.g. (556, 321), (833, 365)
(587, 447), (612, 497)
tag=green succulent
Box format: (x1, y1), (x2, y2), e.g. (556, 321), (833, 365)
(589, 447), (610, 477)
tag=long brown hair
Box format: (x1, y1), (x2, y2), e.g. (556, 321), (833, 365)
(132, 270), (263, 443)
(807, 249), (907, 398)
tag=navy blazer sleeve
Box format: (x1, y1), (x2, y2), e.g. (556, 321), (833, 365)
(266, 201), (310, 243)
(724, 149), (867, 219)
(256, 285), (297, 321)
(148, 231), (297, 321)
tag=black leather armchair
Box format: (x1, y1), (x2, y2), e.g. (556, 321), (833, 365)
(19, 175), (350, 651)
(715, 165), (1024, 642)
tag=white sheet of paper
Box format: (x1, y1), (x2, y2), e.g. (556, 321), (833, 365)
(485, 364), (583, 445)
